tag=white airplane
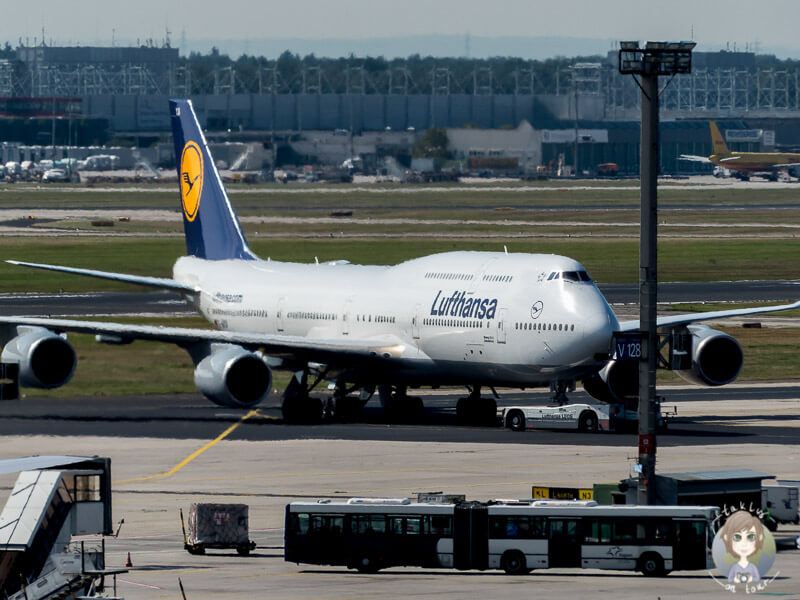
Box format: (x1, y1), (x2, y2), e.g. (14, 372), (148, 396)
(1, 99), (798, 423)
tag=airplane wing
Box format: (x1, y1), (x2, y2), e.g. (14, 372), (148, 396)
(617, 300), (800, 332)
(718, 156), (743, 162)
(6, 260), (198, 294)
(678, 154), (712, 163)
(771, 162), (800, 168)
(0, 315), (419, 366)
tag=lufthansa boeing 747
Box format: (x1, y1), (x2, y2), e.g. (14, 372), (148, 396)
(1, 100), (798, 423)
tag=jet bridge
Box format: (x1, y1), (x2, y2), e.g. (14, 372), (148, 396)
(0, 456), (122, 600)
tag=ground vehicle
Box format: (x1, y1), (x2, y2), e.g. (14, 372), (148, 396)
(41, 168), (69, 182)
(762, 485), (799, 530)
(596, 162), (619, 176)
(502, 403), (613, 432)
(285, 498), (716, 576)
(501, 401), (671, 433)
(181, 503), (256, 556)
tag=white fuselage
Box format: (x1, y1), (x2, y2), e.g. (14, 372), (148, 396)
(173, 251), (620, 387)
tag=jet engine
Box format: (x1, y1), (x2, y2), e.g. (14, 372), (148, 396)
(193, 344), (272, 408)
(674, 325), (743, 386)
(582, 359), (638, 404)
(584, 325), (743, 402)
(0, 326), (76, 388)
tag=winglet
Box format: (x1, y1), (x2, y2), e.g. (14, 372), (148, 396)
(169, 99), (256, 261)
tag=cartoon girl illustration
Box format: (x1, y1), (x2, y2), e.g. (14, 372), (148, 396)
(720, 510), (765, 584)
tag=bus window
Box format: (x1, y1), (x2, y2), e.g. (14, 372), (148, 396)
(613, 520), (635, 543)
(427, 515), (452, 536)
(352, 514), (386, 535)
(650, 520), (671, 544)
(390, 516), (423, 535)
(329, 516), (344, 535)
(490, 516), (546, 540)
(310, 515), (343, 534)
(584, 519), (611, 544)
(291, 513), (310, 535)
(390, 516), (404, 535)
(406, 516), (422, 535)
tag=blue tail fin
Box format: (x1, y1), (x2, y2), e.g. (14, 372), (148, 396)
(170, 99), (255, 260)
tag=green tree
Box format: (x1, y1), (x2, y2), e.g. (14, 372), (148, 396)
(413, 128), (450, 159)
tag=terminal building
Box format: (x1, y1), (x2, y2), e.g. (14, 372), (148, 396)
(2, 44), (800, 173)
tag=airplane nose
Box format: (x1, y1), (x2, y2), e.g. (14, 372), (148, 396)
(582, 295), (619, 359)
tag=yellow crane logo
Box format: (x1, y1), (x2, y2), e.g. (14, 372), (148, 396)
(180, 141), (203, 221)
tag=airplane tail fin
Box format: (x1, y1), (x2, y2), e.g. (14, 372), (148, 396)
(169, 99), (256, 261)
(709, 121), (729, 155)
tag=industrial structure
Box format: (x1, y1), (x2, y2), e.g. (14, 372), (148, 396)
(3, 43), (800, 174)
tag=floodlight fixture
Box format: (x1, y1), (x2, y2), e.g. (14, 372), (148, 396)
(618, 39), (695, 75)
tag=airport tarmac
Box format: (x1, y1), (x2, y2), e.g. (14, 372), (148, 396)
(0, 388), (798, 599)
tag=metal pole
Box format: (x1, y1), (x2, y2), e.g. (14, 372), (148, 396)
(637, 71), (659, 505)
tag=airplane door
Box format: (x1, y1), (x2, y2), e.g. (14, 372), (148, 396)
(342, 299), (353, 335)
(412, 304), (421, 339)
(496, 308), (508, 344)
(277, 297), (286, 333)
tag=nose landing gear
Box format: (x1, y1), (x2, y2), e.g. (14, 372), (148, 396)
(456, 386), (497, 425)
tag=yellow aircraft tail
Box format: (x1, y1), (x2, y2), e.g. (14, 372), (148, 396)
(709, 122), (729, 155)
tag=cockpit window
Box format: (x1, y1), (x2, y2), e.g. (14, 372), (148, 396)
(547, 272), (559, 280)
(558, 270), (592, 283)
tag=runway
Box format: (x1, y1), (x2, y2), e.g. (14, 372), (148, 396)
(1, 385), (798, 600)
(1, 385), (798, 447)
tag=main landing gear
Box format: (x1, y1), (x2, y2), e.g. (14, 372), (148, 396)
(378, 385), (425, 423)
(329, 383), (372, 421)
(281, 368), (324, 424)
(456, 386), (497, 425)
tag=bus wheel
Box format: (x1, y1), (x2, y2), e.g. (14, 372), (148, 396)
(501, 550), (527, 575)
(579, 411), (598, 433)
(507, 410), (526, 431)
(639, 552), (665, 577)
(355, 554), (381, 573)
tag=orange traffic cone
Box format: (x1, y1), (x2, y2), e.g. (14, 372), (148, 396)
(125, 552), (133, 567)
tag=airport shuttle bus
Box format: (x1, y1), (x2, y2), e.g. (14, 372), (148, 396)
(284, 498), (717, 576)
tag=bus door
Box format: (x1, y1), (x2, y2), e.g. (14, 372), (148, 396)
(454, 502), (488, 570)
(673, 519), (707, 570)
(548, 518), (581, 568)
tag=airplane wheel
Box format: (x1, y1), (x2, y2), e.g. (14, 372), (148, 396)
(282, 396), (323, 424)
(481, 398), (497, 425)
(334, 397), (363, 421)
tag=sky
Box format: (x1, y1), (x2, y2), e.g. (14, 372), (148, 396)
(3, 0), (799, 59)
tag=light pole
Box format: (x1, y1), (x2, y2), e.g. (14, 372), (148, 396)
(618, 41), (694, 504)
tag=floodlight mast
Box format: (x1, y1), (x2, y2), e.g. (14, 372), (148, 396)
(617, 41), (694, 505)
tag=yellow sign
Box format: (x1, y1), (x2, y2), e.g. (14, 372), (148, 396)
(180, 141), (203, 222)
(532, 487), (549, 499)
(531, 486), (594, 501)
